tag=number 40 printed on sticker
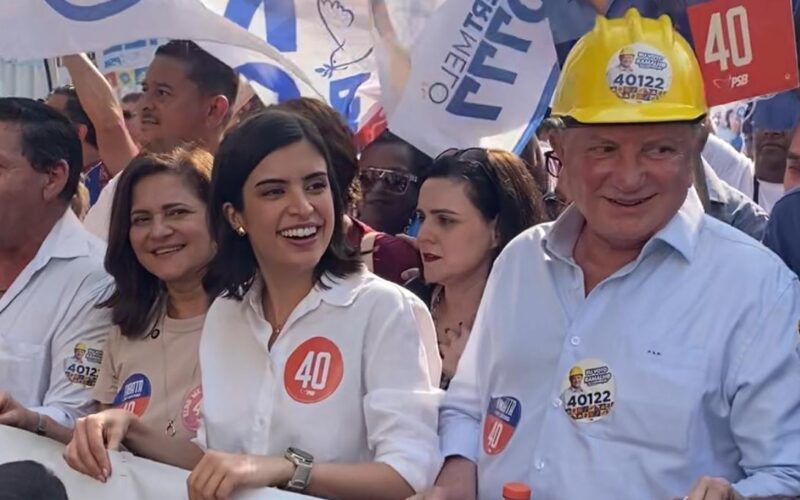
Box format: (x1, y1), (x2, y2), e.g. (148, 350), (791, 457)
(283, 337), (344, 404)
(688, 0), (799, 105)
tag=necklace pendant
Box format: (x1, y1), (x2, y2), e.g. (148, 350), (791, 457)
(166, 420), (177, 437)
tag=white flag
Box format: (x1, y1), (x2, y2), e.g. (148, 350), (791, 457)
(385, 0), (560, 157)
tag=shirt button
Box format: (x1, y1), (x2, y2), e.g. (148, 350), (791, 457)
(553, 398), (562, 408)
(535, 460), (546, 470)
(570, 336), (581, 346)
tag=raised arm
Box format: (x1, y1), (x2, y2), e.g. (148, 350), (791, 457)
(61, 54), (139, 176)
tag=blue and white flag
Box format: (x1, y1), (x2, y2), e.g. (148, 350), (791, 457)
(384, 0), (560, 157)
(0, 0), (435, 136)
(0, 0), (315, 96)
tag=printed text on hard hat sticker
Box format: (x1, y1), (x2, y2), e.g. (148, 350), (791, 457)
(560, 359), (616, 423)
(606, 44), (673, 105)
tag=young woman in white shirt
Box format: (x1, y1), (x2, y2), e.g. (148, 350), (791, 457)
(61, 110), (442, 500)
(61, 148), (215, 478)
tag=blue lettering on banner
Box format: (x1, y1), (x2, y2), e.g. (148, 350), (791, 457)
(223, 0), (367, 130)
(224, 0), (298, 52)
(236, 62), (301, 102)
(431, 0), (549, 121)
(45, 0), (141, 22)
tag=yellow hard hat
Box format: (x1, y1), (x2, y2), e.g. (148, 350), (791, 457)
(75, 342), (87, 351)
(551, 8), (707, 124)
(569, 366), (583, 378)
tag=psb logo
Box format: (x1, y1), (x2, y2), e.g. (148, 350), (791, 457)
(45, 0), (141, 22)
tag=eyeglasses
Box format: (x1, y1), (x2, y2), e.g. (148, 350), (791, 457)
(544, 150), (563, 178)
(358, 167), (420, 195)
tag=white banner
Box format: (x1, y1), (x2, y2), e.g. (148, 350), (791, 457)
(0, 0), (435, 139)
(0, 425), (312, 500)
(385, 0), (559, 157)
(0, 1), (317, 112)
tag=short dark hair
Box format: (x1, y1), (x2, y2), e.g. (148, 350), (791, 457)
(0, 98), (82, 202)
(369, 130), (433, 177)
(51, 85), (98, 149)
(271, 98), (359, 204)
(100, 146), (215, 338)
(156, 40), (238, 122)
(424, 148), (546, 262)
(205, 110), (360, 300)
(0, 461), (68, 500)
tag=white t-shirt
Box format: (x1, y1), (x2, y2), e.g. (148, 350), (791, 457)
(0, 210), (113, 426)
(197, 269), (443, 493)
(702, 133), (755, 199)
(756, 180), (785, 214)
(83, 174), (119, 240)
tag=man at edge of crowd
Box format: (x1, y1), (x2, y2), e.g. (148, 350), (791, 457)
(0, 98), (113, 433)
(417, 9), (800, 500)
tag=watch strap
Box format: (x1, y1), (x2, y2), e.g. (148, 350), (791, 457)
(284, 448), (313, 492)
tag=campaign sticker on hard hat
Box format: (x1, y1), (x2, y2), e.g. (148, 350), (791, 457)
(483, 396), (521, 455)
(606, 43), (672, 104)
(560, 359), (615, 423)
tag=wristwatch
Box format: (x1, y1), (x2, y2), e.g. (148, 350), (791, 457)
(284, 447), (314, 492)
(34, 412), (46, 436)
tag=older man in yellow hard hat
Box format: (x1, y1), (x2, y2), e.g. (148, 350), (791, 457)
(414, 9), (800, 500)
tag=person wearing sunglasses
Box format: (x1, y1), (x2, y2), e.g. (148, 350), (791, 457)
(415, 148), (546, 386)
(358, 130), (432, 236)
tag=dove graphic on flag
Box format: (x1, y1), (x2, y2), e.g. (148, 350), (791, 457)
(316, 0), (374, 78)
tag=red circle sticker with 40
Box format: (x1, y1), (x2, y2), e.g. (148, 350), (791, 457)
(284, 337), (344, 404)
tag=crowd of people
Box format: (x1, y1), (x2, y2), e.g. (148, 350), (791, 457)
(1, 7), (800, 500)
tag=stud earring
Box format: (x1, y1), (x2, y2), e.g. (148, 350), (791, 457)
(236, 226), (247, 237)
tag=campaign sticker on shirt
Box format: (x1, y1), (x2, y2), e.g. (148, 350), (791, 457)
(283, 337), (344, 404)
(560, 359), (616, 423)
(181, 385), (202, 433)
(606, 43), (672, 104)
(63, 342), (103, 387)
(112, 373), (152, 416)
(482, 396), (521, 455)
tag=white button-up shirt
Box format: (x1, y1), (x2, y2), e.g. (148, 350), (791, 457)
(441, 191), (800, 499)
(0, 209), (113, 426)
(198, 269), (443, 493)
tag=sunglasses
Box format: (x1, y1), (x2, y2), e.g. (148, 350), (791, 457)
(544, 150), (563, 178)
(359, 167), (419, 195)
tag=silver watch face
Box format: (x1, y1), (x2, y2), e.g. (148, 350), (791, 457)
(288, 447), (314, 463)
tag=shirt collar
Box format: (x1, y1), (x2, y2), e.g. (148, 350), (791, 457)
(543, 189), (705, 264)
(243, 269), (365, 317)
(36, 209), (97, 263)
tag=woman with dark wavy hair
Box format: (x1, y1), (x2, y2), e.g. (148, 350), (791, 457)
(63, 147), (216, 477)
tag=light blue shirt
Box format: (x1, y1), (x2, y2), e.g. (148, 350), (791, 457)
(440, 190), (800, 499)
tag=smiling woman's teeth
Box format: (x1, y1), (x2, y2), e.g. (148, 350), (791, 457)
(154, 246), (182, 255)
(280, 227), (318, 238)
